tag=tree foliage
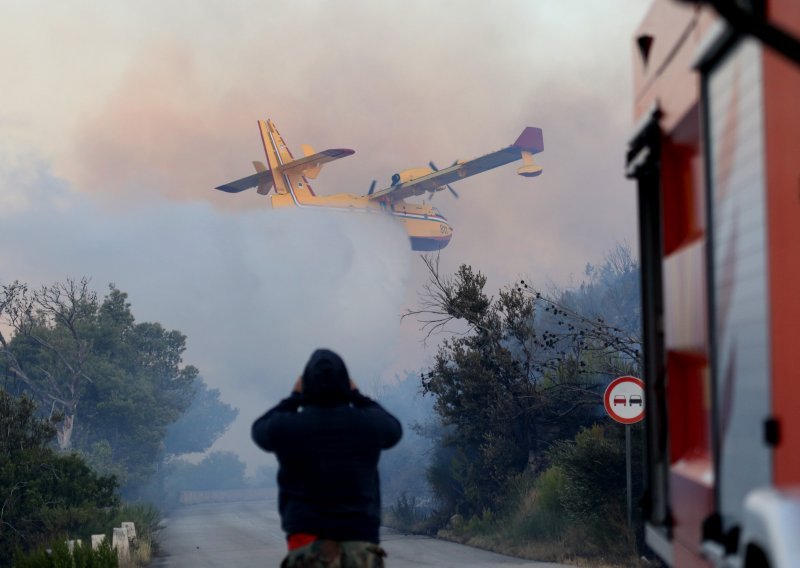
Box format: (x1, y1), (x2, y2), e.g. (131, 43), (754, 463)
(174, 451), (248, 491)
(406, 245), (641, 517)
(0, 390), (118, 565)
(0, 280), (205, 494)
(0, 279), (98, 450)
(546, 423), (644, 554)
(163, 379), (238, 456)
(139, 451), (249, 510)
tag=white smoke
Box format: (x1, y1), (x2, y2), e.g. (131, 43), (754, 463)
(0, 158), (411, 467)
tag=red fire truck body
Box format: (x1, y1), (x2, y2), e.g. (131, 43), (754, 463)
(627, 1), (800, 566)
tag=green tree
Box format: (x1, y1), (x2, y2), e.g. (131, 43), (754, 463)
(547, 423), (644, 554)
(183, 451), (248, 490)
(1, 281), (200, 494)
(520, 242), (641, 380)
(141, 451), (249, 510)
(407, 260), (596, 514)
(405, 247), (641, 518)
(163, 379), (238, 456)
(0, 389), (118, 565)
(0, 279), (98, 450)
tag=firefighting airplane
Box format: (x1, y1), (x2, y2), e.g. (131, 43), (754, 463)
(215, 119), (544, 251)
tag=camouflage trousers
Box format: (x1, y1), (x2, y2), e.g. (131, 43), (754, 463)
(281, 540), (386, 568)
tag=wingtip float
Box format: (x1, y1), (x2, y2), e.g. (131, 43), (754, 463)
(216, 119), (544, 251)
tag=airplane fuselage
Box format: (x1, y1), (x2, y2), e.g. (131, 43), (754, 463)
(269, 191), (453, 251)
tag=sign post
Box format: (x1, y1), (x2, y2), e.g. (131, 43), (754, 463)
(603, 376), (645, 527)
(626, 422), (632, 527)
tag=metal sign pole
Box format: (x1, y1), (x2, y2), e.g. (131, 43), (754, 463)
(603, 376), (643, 530)
(626, 423), (632, 527)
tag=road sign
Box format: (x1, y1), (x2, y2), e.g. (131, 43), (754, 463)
(604, 376), (645, 424)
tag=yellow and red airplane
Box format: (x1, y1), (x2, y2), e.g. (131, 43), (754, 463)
(216, 119), (544, 251)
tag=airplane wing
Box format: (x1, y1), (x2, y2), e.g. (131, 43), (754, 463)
(368, 127), (544, 203)
(215, 170), (274, 193)
(279, 148), (354, 176)
(215, 148), (353, 193)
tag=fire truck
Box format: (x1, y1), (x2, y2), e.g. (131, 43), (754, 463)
(626, 1), (800, 566)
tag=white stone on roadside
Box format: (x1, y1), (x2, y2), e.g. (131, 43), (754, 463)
(121, 521), (137, 542)
(91, 534), (106, 550)
(112, 527), (130, 561)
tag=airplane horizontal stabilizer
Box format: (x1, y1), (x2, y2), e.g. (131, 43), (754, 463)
(215, 170), (275, 193)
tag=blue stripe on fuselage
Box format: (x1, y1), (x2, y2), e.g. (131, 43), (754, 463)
(410, 236), (451, 251)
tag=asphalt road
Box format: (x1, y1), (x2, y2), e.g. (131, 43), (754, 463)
(151, 499), (568, 567)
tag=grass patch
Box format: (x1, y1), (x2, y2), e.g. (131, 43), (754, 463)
(13, 539), (119, 567)
(421, 468), (646, 567)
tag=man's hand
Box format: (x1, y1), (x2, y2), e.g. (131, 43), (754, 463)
(292, 376), (303, 394)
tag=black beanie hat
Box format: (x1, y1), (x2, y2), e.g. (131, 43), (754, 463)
(302, 349), (351, 404)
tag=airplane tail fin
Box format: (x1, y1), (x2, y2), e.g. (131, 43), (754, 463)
(258, 119), (292, 195)
(513, 127), (544, 177)
(216, 119), (354, 199)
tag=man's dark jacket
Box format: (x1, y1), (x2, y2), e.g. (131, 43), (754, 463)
(251, 351), (402, 543)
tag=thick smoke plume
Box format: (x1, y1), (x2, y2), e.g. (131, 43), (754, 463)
(0, 162), (411, 466)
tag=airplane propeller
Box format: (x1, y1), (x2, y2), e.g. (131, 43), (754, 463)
(367, 180), (377, 195)
(428, 161), (460, 199)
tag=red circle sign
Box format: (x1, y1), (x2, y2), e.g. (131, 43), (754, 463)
(604, 376), (645, 424)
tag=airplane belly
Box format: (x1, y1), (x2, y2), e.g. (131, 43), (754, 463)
(410, 235), (452, 251)
(399, 216), (453, 251)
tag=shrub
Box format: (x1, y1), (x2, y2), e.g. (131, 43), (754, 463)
(13, 539), (119, 568)
(548, 423), (641, 557)
(458, 508), (498, 536)
(508, 467), (568, 541)
(0, 391), (119, 564)
(390, 493), (420, 527)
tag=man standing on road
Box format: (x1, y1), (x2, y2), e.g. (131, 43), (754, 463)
(252, 348), (402, 568)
